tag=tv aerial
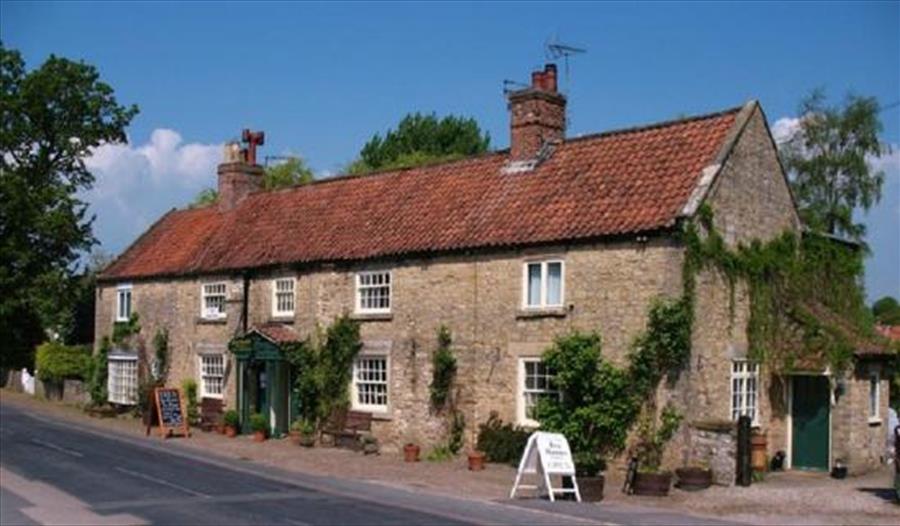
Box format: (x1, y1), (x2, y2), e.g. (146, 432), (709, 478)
(545, 37), (586, 89)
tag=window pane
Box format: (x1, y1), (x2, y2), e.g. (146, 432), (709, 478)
(546, 262), (562, 305)
(527, 264), (541, 306)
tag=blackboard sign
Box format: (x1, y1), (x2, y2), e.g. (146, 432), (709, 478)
(153, 387), (190, 439)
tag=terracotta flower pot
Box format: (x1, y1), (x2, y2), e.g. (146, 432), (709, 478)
(751, 433), (768, 473)
(225, 425), (237, 438)
(632, 472), (672, 496)
(289, 431), (302, 446)
(217, 423), (226, 435)
(299, 434), (316, 448)
(675, 467), (712, 491)
(403, 443), (420, 462)
(467, 451), (486, 471)
(253, 430), (267, 442)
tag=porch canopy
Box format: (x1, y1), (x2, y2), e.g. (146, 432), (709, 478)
(228, 324), (299, 437)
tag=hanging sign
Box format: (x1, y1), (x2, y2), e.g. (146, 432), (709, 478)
(509, 431), (580, 502)
(153, 387), (191, 439)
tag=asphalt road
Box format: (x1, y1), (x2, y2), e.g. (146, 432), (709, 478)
(0, 402), (554, 526)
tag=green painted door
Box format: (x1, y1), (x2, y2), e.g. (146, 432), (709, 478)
(791, 375), (830, 470)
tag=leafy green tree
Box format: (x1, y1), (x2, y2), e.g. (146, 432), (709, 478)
(780, 90), (888, 240)
(347, 113), (490, 174)
(190, 156), (314, 207)
(1, 43), (138, 369)
(873, 296), (900, 325)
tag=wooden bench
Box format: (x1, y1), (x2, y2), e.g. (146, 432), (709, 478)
(199, 397), (224, 432)
(323, 409), (373, 451)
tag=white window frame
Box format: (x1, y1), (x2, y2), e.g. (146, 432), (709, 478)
(868, 370), (881, 423)
(198, 354), (226, 399)
(517, 357), (559, 427)
(201, 282), (227, 320)
(271, 277), (296, 317)
(107, 356), (138, 405)
(351, 354), (389, 413)
(521, 260), (565, 309)
(355, 271), (392, 314)
(730, 360), (759, 424)
(115, 284), (132, 322)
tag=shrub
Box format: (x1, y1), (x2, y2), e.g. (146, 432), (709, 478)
(426, 445), (454, 462)
(249, 412), (268, 433)
(182, 379), (199, 425)
(430, 325), (456, 409)
(290, 419), (315, 435)
(634, 403), (683, 473)
(283, 315), (362, 424)
(35, 341), (92, 382)
(536, 331), (636, 476)
(447, 410), (465, 455)
(223, 409), (239, 428)
(87, 337), (110, 406)
(476, 412), (529, 465)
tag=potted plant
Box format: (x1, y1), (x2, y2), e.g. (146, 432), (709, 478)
(675, 458), (713, 491)
(632, 404), (682, 497)
(223, 409), (239, 438)
(467, 450), (486, 471)
(298, 420), (316, 447)
(403, 443), (420, 462)
(250, 412), (268, 442)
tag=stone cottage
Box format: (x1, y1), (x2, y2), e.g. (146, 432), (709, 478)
(96, 64), (891, 479)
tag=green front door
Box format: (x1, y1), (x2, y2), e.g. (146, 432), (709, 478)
(791, 375), (830, 470)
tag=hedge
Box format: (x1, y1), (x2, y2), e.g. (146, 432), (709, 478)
(35, 342), (92, 382)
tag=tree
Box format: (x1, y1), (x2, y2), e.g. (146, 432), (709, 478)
(1, 43), (138, 369)
(347, 113), (490, 174)
(780, 90), (888, 240)
(190, 156), (314, 207)
(873, 296), (900, 326)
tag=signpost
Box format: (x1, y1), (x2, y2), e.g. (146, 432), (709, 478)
(509, 431), (580, 502)
(153, 387), (191, 439)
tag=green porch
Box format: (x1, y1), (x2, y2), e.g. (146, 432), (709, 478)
(228, 331), (296, 438)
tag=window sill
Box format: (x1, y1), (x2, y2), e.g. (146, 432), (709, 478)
(868, 418), (882, 426)
(516, 307), (567, 319)
(350, 312), (393, 322)
(268, 317), (294, 325)
(352, 408), (392, 421)
(196, 317), (227, 325)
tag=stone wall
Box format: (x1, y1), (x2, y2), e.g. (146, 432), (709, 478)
(689, 421), (737, 485)
(94, 105), (829, 476)
(832, 361), (891, 474)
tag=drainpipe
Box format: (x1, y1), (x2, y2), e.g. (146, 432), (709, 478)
(242, 273), (250, 334)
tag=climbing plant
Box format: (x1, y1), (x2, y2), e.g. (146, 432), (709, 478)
(87, 336), (110, 406)
(429, 325), (456, 410)
(681, 204), (872, 375)
(283, 315), (362, 426)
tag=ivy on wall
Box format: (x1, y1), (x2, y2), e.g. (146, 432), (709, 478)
(681, 204), (873, 375)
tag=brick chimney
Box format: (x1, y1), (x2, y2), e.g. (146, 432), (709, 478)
(217, 130), (265, 212)
(507, 64), (567, 161)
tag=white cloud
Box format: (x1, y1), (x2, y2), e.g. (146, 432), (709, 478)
(82, 129), (222, 255)
(771, 116), (802, 145)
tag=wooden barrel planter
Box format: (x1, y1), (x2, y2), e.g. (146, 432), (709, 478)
(675, 467), (712, 491)
(751, 433), (767, 473)
(578, 475), (604, 502)
(632, 472), (672, 496)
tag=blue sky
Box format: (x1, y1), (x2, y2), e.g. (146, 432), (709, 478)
(2, 1), (898, 300)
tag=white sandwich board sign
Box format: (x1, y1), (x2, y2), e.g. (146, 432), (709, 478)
(509, 431), (580, 502)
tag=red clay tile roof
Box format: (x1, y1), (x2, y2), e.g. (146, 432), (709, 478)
(100, 105), (743, 281)
(253, 323), (300, 344)
(876, 325), (900, 342)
